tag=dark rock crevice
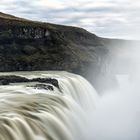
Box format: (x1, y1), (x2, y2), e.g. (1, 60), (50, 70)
(0, 75), (59, 90)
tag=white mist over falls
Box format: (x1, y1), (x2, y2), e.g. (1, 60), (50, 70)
(0, 69), (140, 140)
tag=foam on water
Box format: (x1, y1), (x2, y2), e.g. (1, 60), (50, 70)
(0, 71), (140, 140)
(0, 71), (98, 140)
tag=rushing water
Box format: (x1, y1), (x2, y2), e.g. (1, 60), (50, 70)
(0, 71), (98, 140)
(0, 71), (140, 140)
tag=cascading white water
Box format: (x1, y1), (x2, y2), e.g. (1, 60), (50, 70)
(0, 71), (98, 140)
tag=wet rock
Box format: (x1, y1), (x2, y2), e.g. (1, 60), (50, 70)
(0, 79), (9, 85)
(30, 84), (54, 91)
(31, 78), (59, 89)
(0, 75), (29, 85)
(0, 75), (59, 89)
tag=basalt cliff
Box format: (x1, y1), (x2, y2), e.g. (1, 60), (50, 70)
(0, 12), (138, 92)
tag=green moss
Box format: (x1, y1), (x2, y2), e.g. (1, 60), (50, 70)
(0, 30), (12, 38)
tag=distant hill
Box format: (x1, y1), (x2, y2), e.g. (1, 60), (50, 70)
(0, 12), (138, 92)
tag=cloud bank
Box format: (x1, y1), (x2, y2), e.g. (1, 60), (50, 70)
(0, 0), (140, 39)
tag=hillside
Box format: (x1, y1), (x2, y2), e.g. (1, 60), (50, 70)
(0, 12), (137, 92)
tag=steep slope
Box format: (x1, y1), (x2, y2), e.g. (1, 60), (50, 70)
(0, 12), (137, 92)
(0, 12), (104, 73)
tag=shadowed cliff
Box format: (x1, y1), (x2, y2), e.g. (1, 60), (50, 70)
(0, 12), (139, 92)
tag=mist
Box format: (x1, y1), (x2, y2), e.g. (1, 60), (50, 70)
(90, 41), (140, 140)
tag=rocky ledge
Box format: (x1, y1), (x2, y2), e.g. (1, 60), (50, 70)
(29, 84), (54, 91)
(0, 75), (59, 90)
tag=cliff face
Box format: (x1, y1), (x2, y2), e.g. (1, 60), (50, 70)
(0, 26), (49, 39)
(0, 13), (104, 73)
(0, 12), (137, 92)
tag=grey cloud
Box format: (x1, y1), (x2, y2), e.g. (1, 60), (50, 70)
(0, 0), (140, 39)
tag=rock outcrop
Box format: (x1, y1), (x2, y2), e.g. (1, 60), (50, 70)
(0, 75), (59, 89)
(0, 12), (139, 92)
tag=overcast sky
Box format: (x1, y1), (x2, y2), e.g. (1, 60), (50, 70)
(0, 0), (140, 39)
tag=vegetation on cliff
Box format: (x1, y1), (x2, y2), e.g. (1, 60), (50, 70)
(0, 12), (138, 92)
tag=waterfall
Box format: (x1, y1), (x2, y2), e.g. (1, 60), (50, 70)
(0, 71), (98, 140)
